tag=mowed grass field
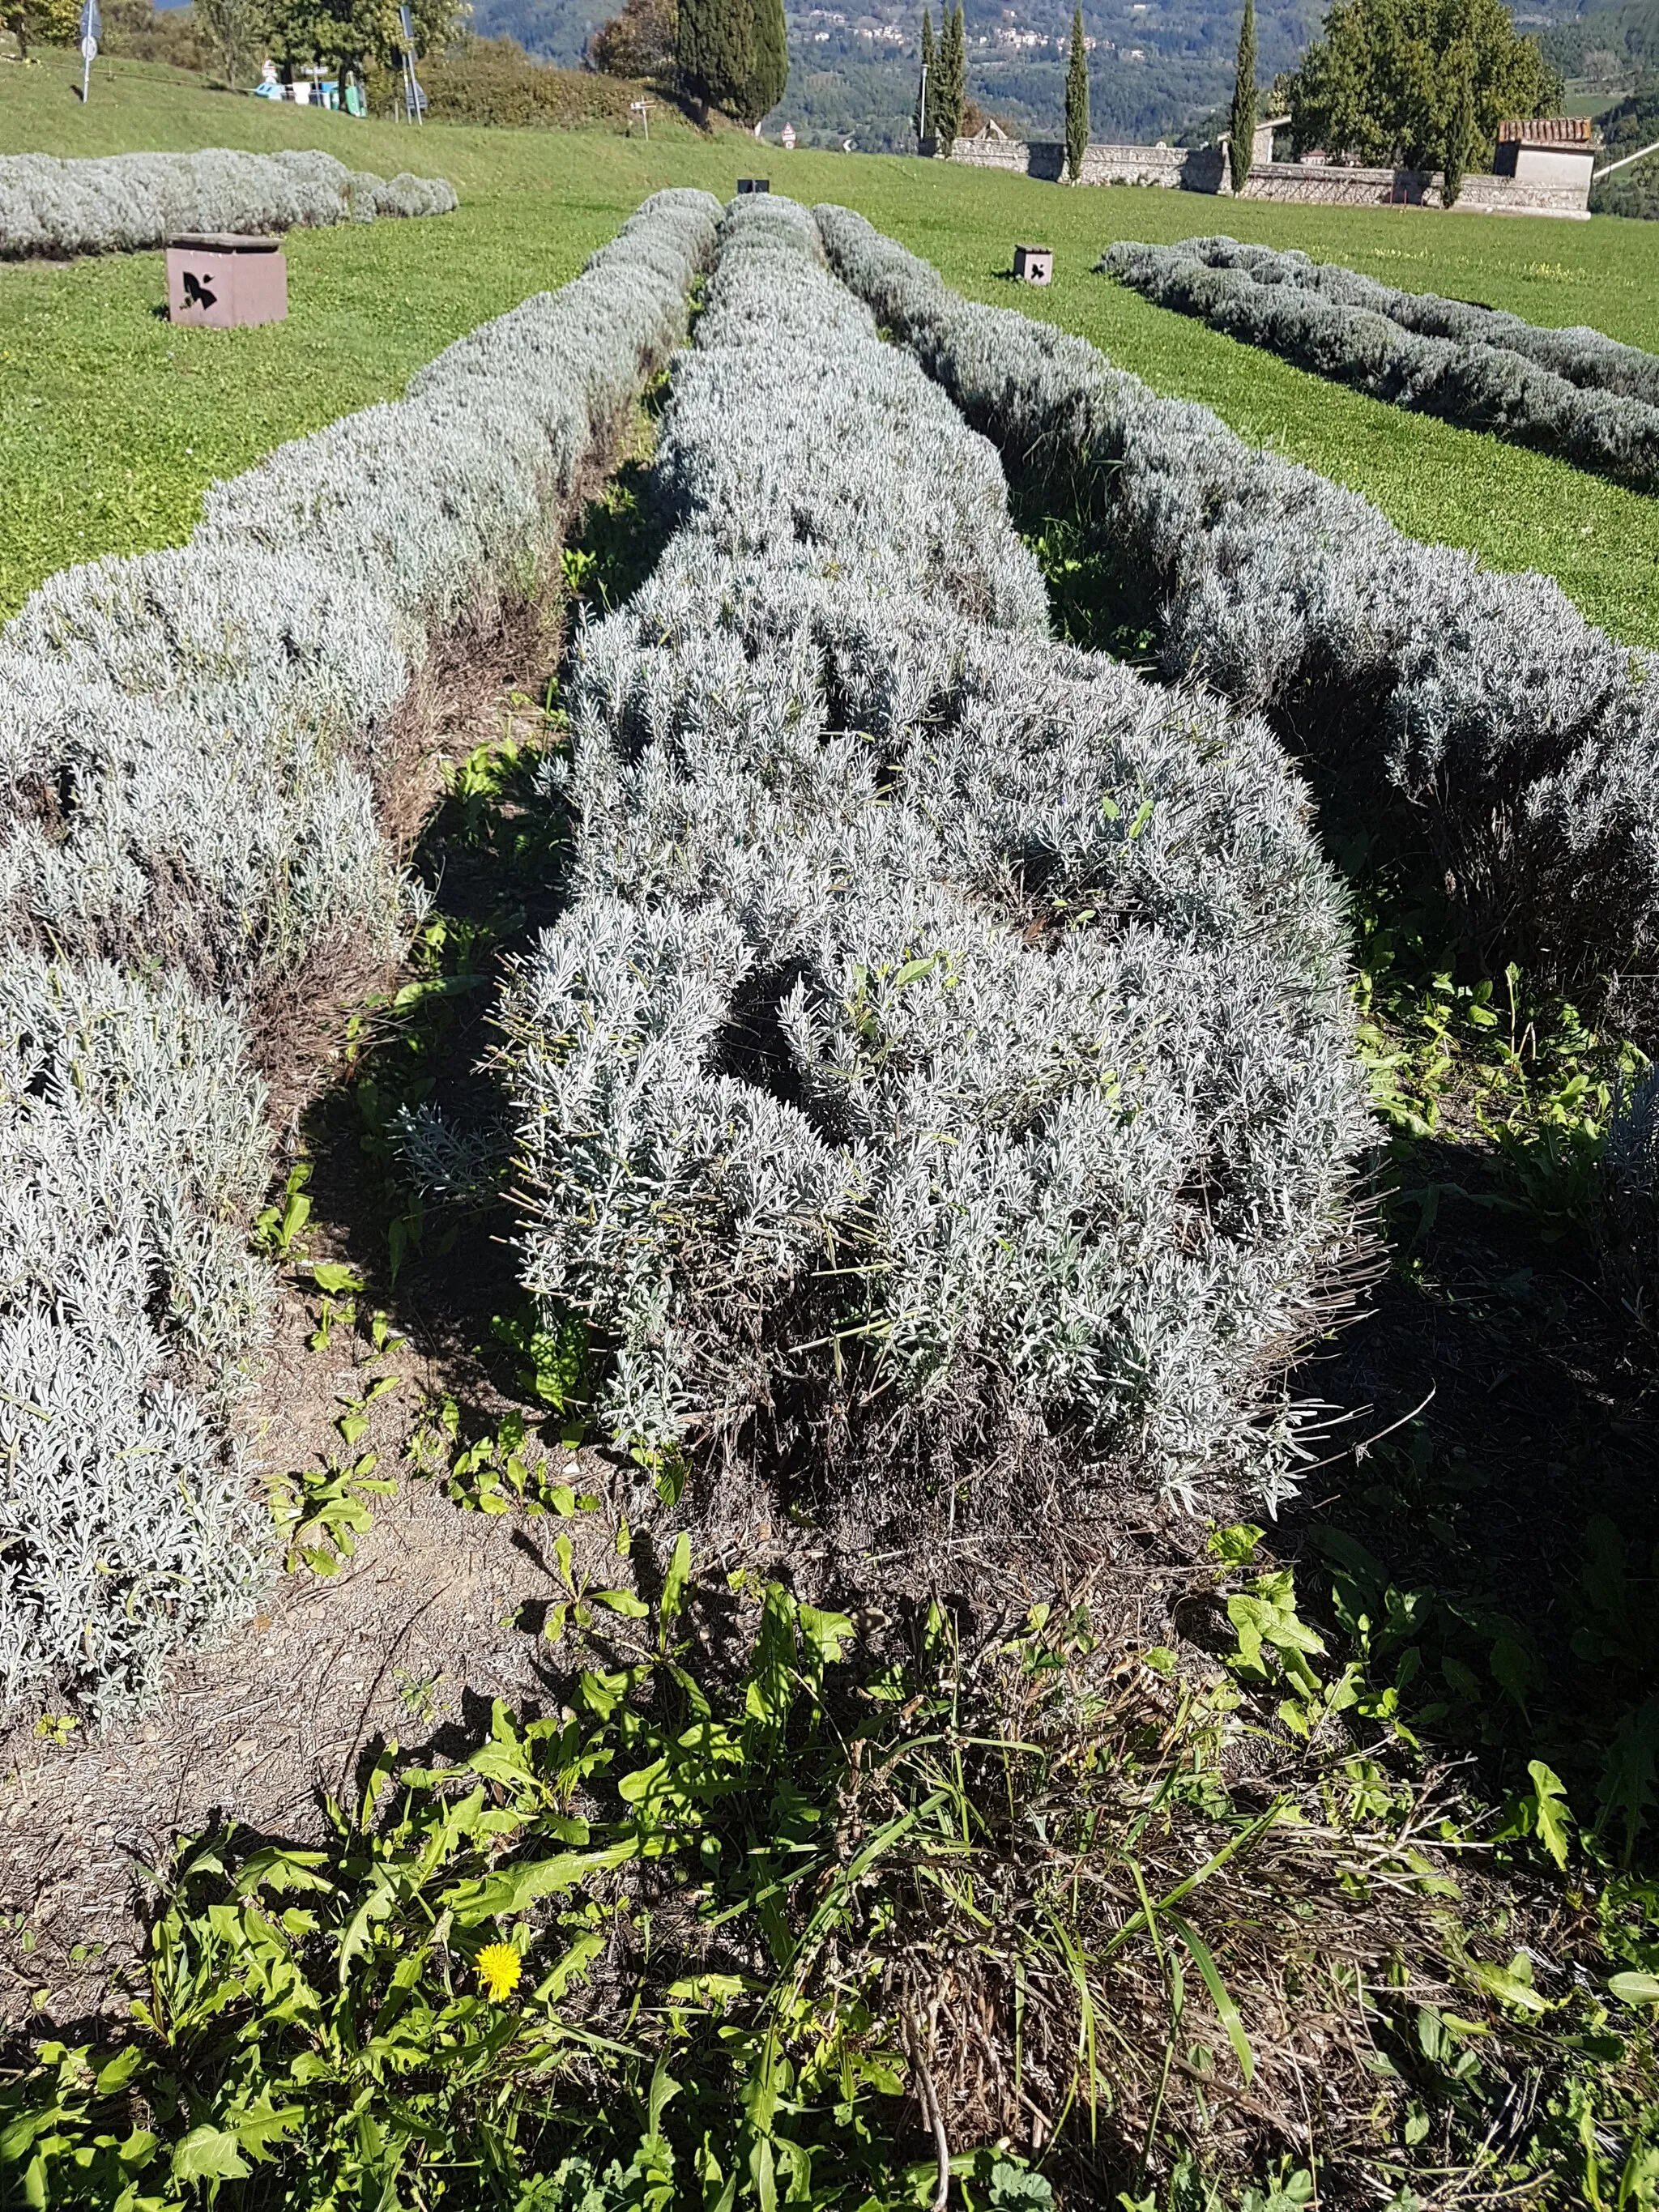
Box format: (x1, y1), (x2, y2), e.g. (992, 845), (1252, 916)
(3, 54), (1659, 639)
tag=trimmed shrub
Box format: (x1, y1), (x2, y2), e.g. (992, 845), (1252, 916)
(499, 196), (1366, 1536)
(0, 959), (273, 1714)
(0, 148), (457, 260)
(1099, 237), (1659, 495)
(815, 203), (1659, 1027)
(1152, 234), (1659, 411)
(0, 188), (721, 1715)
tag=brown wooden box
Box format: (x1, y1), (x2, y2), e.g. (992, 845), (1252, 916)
(165, 233), (288, 329)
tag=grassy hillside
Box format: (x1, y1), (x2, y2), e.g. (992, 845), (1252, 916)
(3, 52), (1659, 641)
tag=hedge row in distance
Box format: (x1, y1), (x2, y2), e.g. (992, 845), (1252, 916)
(0, 147), (456, 259)
(0, 188), (720, 1715)
(1100, 236), (1659, 497)
(499, 195), (1367, 1541)
(816, 204), (1659, 1034)
(1139, 235), (1659, 411)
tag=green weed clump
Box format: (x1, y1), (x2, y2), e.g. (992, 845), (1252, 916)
(10, 1549), (1659, 2208)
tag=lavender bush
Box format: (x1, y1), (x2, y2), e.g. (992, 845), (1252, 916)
(0, 148), (456, 259)
(0, 189), (719, 1713)
(816, 203), (1659, 1025)
(1101, 237), (1659, 494)
(498, 196), (1367, 1541)
(1143, 237), (1659, 410)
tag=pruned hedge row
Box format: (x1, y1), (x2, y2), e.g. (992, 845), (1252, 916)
(500, 195), (1367, 1534)
(816, 204), (1659, 1028)
(1137, 236), (1659, 411)
(1099, 237), (1659, 496)
(0, 148), (456, 259)
(0, 187), (720, 1715)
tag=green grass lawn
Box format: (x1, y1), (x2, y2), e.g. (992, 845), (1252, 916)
(4, 52), (1659, 641)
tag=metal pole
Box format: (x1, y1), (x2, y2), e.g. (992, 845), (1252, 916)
(919, 61), (927, 144)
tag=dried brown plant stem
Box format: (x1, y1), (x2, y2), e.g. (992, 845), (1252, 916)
(905, 2008), (952, 2212)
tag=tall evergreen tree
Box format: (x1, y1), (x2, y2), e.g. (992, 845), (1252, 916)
(915, 6), (935, 143)
(934, 0), (965, 154)
(1441, 60), (1476, 201)
(742, 0), (787, 123)
(1229, 0), (1257, 193)
(678, 0), (753, 119)
(1065, 4), (1090, 181)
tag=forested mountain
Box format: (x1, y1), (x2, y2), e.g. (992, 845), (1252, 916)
(463, 0), (1598, 151)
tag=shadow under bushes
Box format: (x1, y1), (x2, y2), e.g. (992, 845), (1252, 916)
(292, 420), (676, 1442)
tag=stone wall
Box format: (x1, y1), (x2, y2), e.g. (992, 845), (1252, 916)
(1235, 162), (1435, 207)
(1454, 169), (1592, 218)
(950, 134), (1221, 190)
(947, 133), (1592, 217)
(1241, 162), (1589, 216)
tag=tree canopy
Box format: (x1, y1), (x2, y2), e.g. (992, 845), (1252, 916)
(1, 0), (77, 57)
(588, 0), (674, 79)
(743, 0), (785, 123)
(264, 0), (458, 73)
(932, 0), (965, 151)
(676, 0), (783, 122)
(1065, 3), (1089, 179)
(1228, 0), (1256, 190)
(1285, 0), (1561, 173)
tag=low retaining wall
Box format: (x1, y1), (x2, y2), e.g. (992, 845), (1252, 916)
(951, 136), (1222, 190)
(948, 135), (1591, 216)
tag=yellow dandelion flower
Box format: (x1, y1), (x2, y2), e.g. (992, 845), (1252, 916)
(476, 1942), (522, 2001)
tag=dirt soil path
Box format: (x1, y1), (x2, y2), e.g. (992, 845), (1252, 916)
(0, 1270), (647, 2035)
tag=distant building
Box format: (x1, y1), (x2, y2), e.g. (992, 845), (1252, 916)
(1494, 117), (1597, 198)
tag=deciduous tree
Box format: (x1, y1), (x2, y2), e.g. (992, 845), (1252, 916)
(196, 0), (269, 86)
(588, 0), (675, 79)
(1285, 0), (1559, 175)
(1, 0), (76, 58)
(266, 0), (459, 74)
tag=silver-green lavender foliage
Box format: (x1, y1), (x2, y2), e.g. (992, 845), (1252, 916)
(1100, 237), (1659, 495)
(1140, 235), (1659, 411)
(500, 195), (1366, 1532)
(0, 188), (720, 1714)
(0, 148), (455, 258)
(816, 203), (1659, 1018)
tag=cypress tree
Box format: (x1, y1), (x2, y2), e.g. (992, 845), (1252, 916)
(677, 0), (753, 120)
(1228, 0), (1256, 194)
(742, 0), (787, 122)
(935, 0), (966, 155)
(915, 6), (935, 144)
(1065, 4), (1089, 181)
(1441, 63), (1476, 204)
